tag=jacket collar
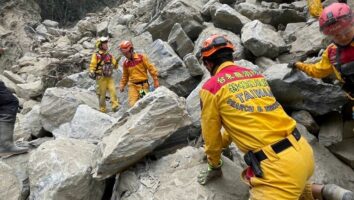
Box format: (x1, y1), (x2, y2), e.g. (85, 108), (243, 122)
(215, 61), (235, 74)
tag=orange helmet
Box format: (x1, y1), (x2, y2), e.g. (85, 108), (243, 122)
(119, 40), (133, 53)
(198, 34), (235, 60)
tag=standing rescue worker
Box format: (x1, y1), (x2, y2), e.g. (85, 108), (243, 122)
(119, 40), (159, 107)
(0, 48), (28, 156)
(289, 3), (354, 122)
(197, 34), (353, 200)
(89, 37), (120, 113)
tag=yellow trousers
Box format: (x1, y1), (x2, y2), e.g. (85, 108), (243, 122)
(97, 77), (119, 113)
(307, 0), (323, 18)
(127, 82), (149, 107)
(222, 131), (315, 200)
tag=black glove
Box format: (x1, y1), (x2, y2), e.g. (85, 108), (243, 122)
(287, 62), (297, 69)
(88, 72), (96, 80)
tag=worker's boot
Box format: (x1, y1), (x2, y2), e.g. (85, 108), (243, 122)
(0, 121), (28, 156)
(322, 184), (353, 200)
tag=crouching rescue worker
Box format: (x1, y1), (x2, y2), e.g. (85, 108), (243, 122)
(289, 3), (354, 122)
(89, 37), (120, 113)
(197, 34), (353, 200)
(118, 40), (159, 107)
(0, 80), (28, 156)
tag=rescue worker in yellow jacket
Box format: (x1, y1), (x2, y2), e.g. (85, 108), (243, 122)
(289, 3), (354, 121)
(89, 37), (120, 113)
(118, 40), (159, 107)
(197, 34), (353, 200)
(307, 0), (347, 18)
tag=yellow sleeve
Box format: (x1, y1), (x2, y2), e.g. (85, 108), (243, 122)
(142, 54), (158, 81)
(111, 55), (118, 69)
(120, 62), (129, 88)
(89, 53), (98, 73)
(295, 48), (334, 78)
(200, 89), (222, 167)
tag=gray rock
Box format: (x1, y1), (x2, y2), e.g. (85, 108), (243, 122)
(96, 21), (108, 36)
(291, 110), (319, 135)
(0, 74), (19, 94)
(0, 153), (31, 200)
(281, 22), (306, 43)
(318, 112), (343, 147)
(0, 162), (25, 200)
(241, 20), (287, 58)
(183, 53), (204, 77)
(201, 0), (221, 22)
(3, 70), (25, 84)
(263, 64), (347, 115)
(53, 105), (117, 142)
(82, 41), (94, 49)
(40, 87), (98, 132)
(290, 22), (330, 57)
(255, 57), (278, 70)
(235, 59), (262, 72)
(343, 121), (354, 139)
(213, 4), (251, 34)
(147, 39), (200, 97)
(111, 147), (249, 200)
(93, 87), (192, 180)
(235, 2), (306, 27)
(329, 138), (354, 169)
(56, 71), (96, 89)
(186, 72), (210, 130)
(77, 19), (97, 34)
(298, 125), (354, 191)
(35, 24), (48, 36)
(42, 19), (59, 28)
(194, 23), (246, 60)
(21, 100), (39, 114)
(28, 138), (105, 200)
(145, 0), (204, 41)
(16, 80), (43, 99)
(14, 105), (42, 140)
(168, 23), (194, 59)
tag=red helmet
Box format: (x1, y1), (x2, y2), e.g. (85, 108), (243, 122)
(198, 34), (235, 60)
(119, 40), (133, 53)
(319, 3), (353, 35)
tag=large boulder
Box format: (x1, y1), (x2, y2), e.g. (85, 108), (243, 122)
(147, 39), (200, 97)
(194, 23), (246, 60)
(263, 64), (347, 115)
(93, 87), (192, 180)
(291, 110), (319, 135)
(0, 153), (31, 200)
(318, 112), (343, 147)
(40, 87), (98, 132)
(14, 105), (42, 140)
(235, 2), (306, 28)
(28, 138), (105, 200)
(111, 147), (249, 200)
(298, 125), (354, 191)
(145, 0), (204, 41)
(289, 22), (330, 57)
(186, 72), (210, 130)
(167, 23), (194, 59)
(329, 138), (354, 169)
(53, 105), (117, 142)
(241, 20), (287, 58)
(0, 162), (27, 200)
(183, 53), (205, 77)
(56, 71), (95, 89)
(212, 4), (251, 34)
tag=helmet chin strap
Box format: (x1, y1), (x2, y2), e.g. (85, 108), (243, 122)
(334, 37), (354, 48)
